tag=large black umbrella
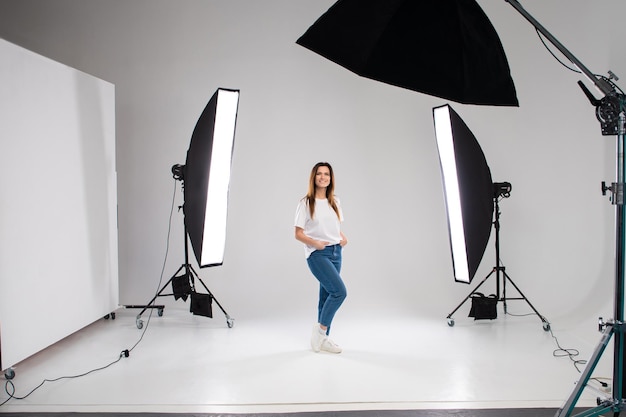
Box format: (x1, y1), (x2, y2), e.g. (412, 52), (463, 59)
(296, 0), (518, 106)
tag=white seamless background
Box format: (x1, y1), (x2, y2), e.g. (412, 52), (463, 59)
(0, 0), (622, 331)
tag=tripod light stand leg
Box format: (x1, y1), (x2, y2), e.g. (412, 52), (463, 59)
(446, 268), (496, 326)
(502, 270), (551, 331)
(124, 264), (187, 329)
(196, 278), (234, 328)
(189, 265), (235, 328)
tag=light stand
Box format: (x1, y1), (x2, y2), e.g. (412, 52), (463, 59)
(446, 185), (551, 331)
(129, 168), (234, 330)
(502, 1), (626, 416)
(126, 88), (239, 331)
(555, 110), (625, 417)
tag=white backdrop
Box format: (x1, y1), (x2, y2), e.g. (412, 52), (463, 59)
(0, 39), (118, 370)
(0, 1), (623, 333)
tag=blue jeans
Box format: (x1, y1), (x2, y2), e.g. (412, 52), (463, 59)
(306, 244), (347, 335)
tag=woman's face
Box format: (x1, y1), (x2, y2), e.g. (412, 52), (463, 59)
(315, 166), (331, 190)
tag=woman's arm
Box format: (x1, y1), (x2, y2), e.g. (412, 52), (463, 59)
(339, 231), (348, 247)
(295, 226), (327, 250)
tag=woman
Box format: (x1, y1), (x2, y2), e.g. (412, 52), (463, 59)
(294, 162), (348, 354)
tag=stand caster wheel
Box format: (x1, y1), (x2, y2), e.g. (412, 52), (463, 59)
(543, 322), (550, 331)
(4, 368), (15, 380)
(226, 317), (234, 328)
(447, 318), (455, 327)
(104, 312), (117, 320)
(136, 317), (144, 329)
(157, 308), (164, 317)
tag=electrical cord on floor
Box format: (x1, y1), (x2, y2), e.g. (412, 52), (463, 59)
(513, 308), (612, 393)
(2, 350), (128, 406)
(506, 312), (587, 373)
(505, 311), (536, 318)
(1, 179), (179, 406)
(502, 296), (605, 383)
(505, 309), (611, 392)
(548, 326), (613, 392)
(499, 302), (582, 370)
(496, 256), (610, 392)
(547, 326), (587, 372)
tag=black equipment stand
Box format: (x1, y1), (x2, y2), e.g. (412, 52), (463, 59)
(554, 112), (626, 417)
(446, 194), (551, 331)
(125, 167), (234, 330)
(502, 2), (626, 416)
(130, 222), (234, 330)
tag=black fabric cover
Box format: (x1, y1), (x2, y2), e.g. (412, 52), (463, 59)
(296, 0), (518, 106)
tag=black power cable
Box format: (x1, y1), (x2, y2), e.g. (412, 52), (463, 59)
(1, 178), (180, 406)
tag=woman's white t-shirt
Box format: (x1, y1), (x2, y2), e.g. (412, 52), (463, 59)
(294, 197), (343, 259)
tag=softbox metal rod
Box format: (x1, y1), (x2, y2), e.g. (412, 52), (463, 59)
(504, 0), (614, 97)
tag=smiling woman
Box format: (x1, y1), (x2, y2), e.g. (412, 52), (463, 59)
(294, 162), (348, 354)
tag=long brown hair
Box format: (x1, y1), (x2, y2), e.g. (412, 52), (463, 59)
(305, 162), (340, 220)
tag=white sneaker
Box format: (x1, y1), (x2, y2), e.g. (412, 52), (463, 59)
(321, 338), (342, 354)
(310, 324), (326, 352)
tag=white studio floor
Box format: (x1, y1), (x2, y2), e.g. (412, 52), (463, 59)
(0, 302), (616, 414)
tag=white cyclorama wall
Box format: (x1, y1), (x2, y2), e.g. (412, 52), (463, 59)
(0, 39), (118, 371)
(0, 1), (622, 334)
